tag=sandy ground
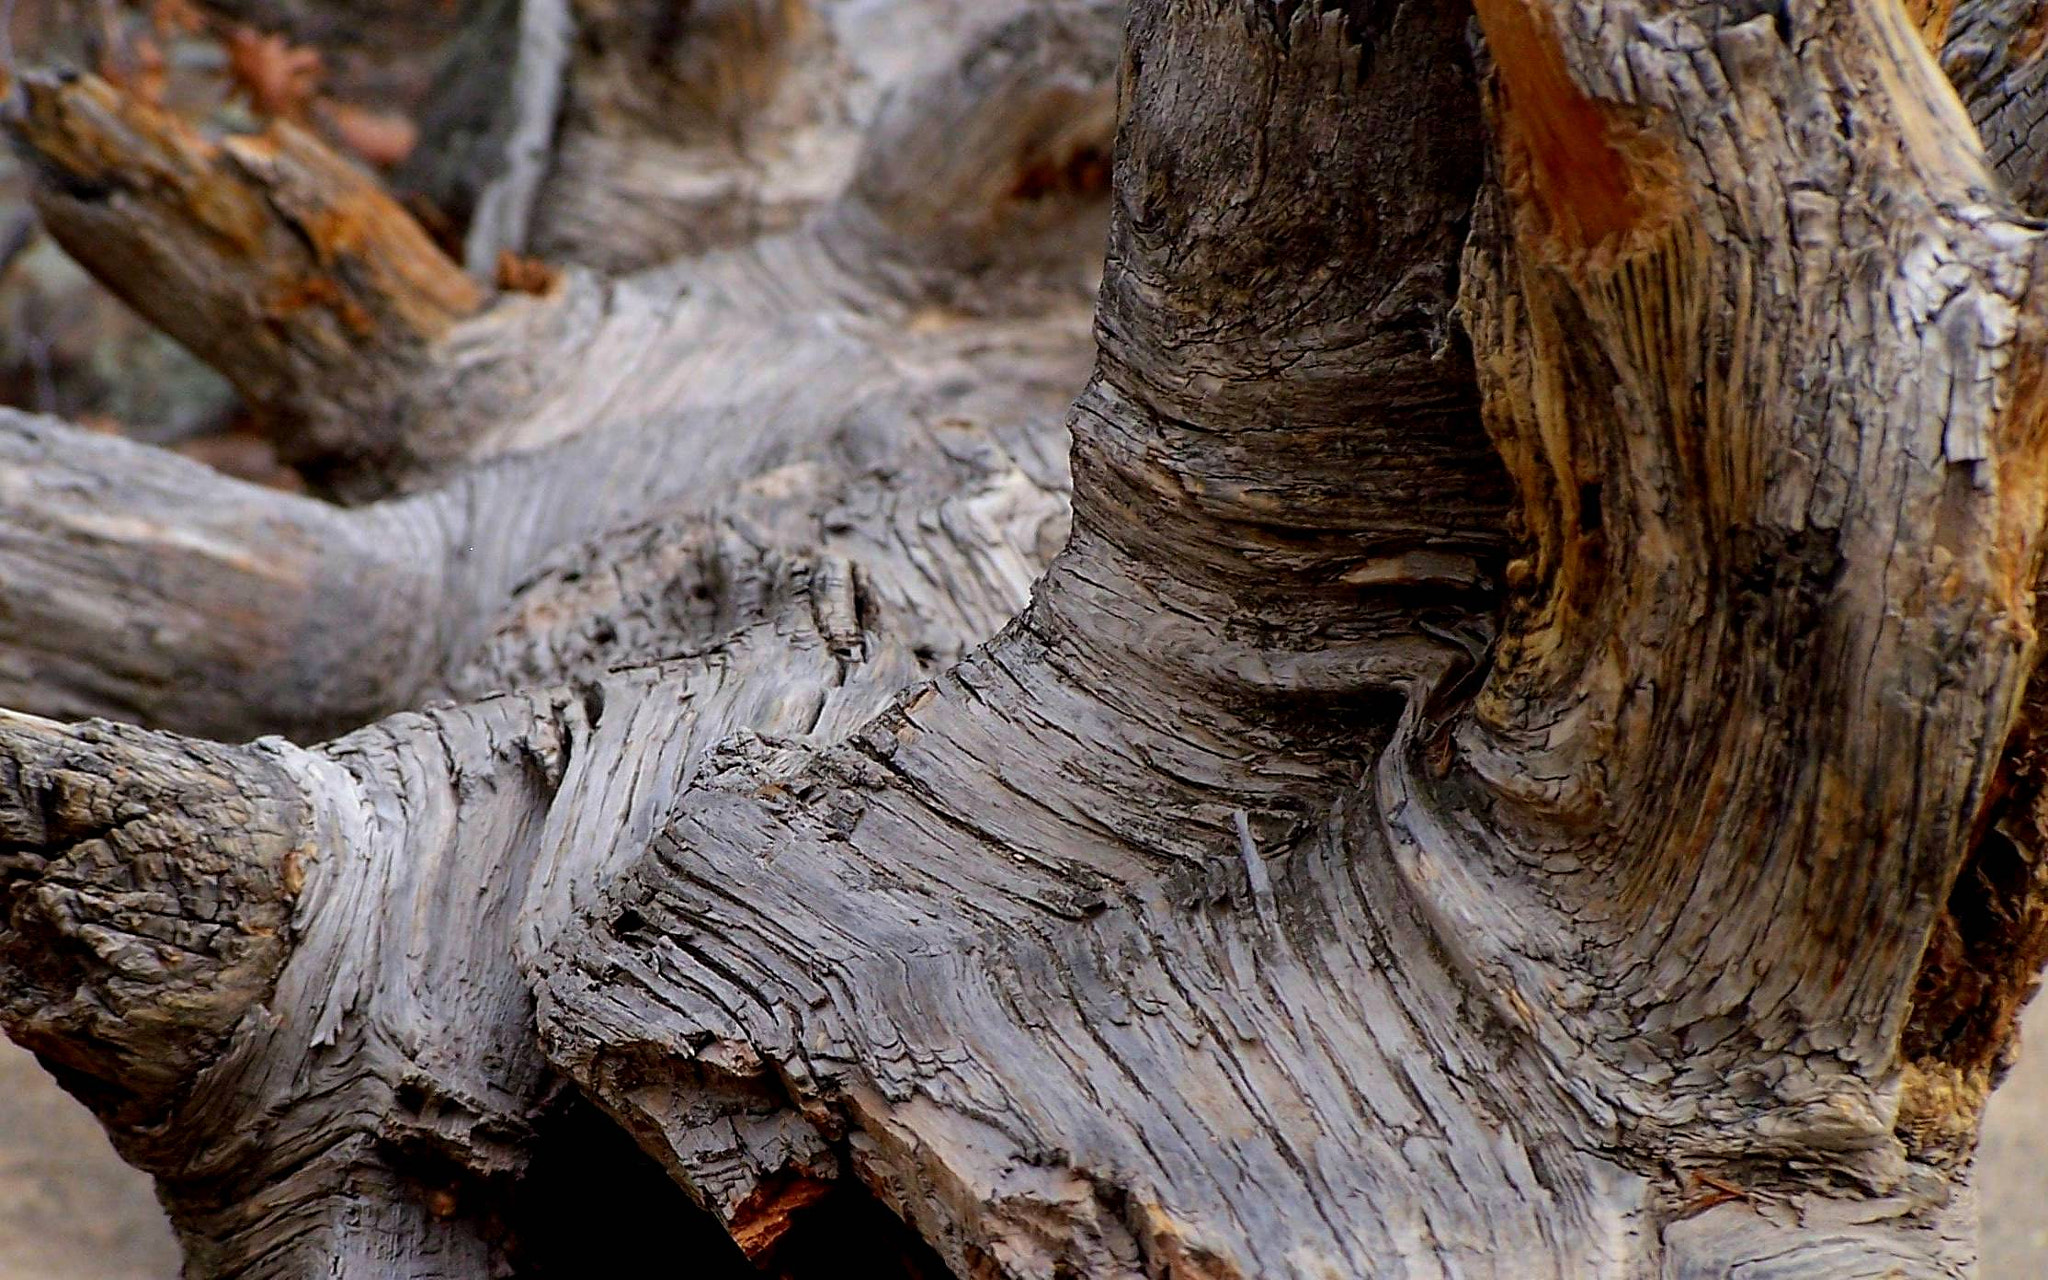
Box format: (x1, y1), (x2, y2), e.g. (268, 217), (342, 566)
(1981, 998), (2048, 1278)
(0, 1043), (178, 1279)
(3, 1003), (2047, 1278)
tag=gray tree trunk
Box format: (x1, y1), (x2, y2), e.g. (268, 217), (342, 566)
(3, 0), (2047, 1276)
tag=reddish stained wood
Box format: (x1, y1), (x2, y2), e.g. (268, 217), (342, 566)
(1472, 0), (1659, 254)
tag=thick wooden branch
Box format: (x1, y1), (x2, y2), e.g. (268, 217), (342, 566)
(5, 6), (1118, 497)
(520, 0), (842, 272)
(1083, 0), (1506, 681)
(1411, 0), (2044, 1263)
(0, 10), (1109, 717)
(1, 367), (1066, 1274)
(534, 8), (1578, 1280)
(0, 695), (520, 1274)
(0, 215), (1086, 736)
(1899, 6), (2048, 1147)
(0, 411), (445, 740)
(1901, 631), (2048, 1159)
(7, 72), (481, 470)
(0, 711), (307, 1127)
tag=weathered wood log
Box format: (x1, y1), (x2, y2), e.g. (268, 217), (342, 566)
(4, 2), (1118, 495)
(548, 0), (2048, 1273)
(0, 404), (1066, 1272)
(0, 1), (1114, 732)
(9, 72), (481, 471)
(3, 0), (2048, 1277)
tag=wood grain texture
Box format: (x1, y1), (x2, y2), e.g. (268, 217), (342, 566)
(0, 712), (307, 1126)
(1450, 0), (2041, 1268)
(543, 1), (2048, 1275)
(3, 1), (2048, 1277)
(0, 4), (1106, 732)
(539, 6), (1605, 1278)
(0, 9), (1105, 1260)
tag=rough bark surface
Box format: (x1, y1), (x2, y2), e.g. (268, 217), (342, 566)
(3, 0), (2048, 1278)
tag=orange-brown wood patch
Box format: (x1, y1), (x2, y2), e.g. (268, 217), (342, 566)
(1902, 0), (1960, 51)
(1473, 0), (1674, 257)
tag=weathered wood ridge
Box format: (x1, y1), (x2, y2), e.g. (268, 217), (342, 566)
(4, 0), (2048, 1275)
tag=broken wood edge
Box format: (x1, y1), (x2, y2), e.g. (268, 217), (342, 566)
(0, 709), (310, 1133)
(7, 70), (482, 474)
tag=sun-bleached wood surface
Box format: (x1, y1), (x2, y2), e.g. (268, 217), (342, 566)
(3, 1), (2048, 1276)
